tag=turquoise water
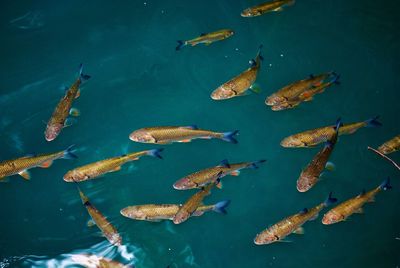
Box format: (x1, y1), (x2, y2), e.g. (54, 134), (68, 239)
(0, 0), (399, 267)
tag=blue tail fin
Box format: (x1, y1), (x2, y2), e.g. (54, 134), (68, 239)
(330, 72), (340, 85)
(365, 116), (382, 127)
(78, 63), (91, 82)
(176, 40), (185, 51)
(379, 177), (392, 191)
(249, 159), (267, 169)
(213, 200), (231, 214)
(324, 192), (338, 207)
(221, 130), (239, 144)
(147, 148), (164, 159)
(64, 145), (78, 159)
(256, 44), (264, 61)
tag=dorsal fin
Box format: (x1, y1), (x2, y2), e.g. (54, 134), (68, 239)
(200, 33), (207, 36)
(219, 159), (230, 168)
(359, 189), (366, 196)
(180, 125), (198, 130)
(299, 208), (308, 214)
(309, 74), (314, 79)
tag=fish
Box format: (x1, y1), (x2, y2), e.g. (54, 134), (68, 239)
(45, 64), (90, 141)
(0, 145), (77, 181)
(176, 29), (234, 50)
(210, 45), (263, 100)
(129, 125), (239, 144)
(266, 72), (338, 107)
(296, 119), (341, 192)
(377, 135), (400, 155)
(322, 178), (392, 225)
(254, 193), (337, 245)
(120, 200), (231, 222)
(76, 184), (122, 246)
(63, 149), (163, 182)
(172, 172), (222, 224)
(270, 74), (340, 111)
(241, 0), (295, 17)
(70, 254), (131, 268)
(173, 159), (266, 190)
(280, 116), (382, 148)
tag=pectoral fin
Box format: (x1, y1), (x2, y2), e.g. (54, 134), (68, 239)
(69, 108), (81, 117)
(75, 89), (80, 99)
(230, 170), (240, 176)
(272, 7), (283, 12)
(18, 170), (31, 180)
(293, 227), (305, 235)
(216, 181), (223, 189)
(178, 139), (192, 143)
(87, 219), (95, 227)
(111, 166), (122, 172)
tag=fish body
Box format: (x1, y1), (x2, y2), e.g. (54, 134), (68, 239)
(322, 178), (391, 225)
(241, 0), (295, 17)
(77, 187), (122, 246)
(120, 200), (230, 221)
(297, 119), (341, 192)
(173, 175), (221, 224)
(280, 116), (382, 148)
(0, 145), (76, 181)
(378, 135), (400, 155)
(70, 254), (131, 268)
(129, 125), (238, 144)
(64, 149), (163, 182)
(211, 45), (263, 100)
(173, 159), (266, 190)
(45, 64), (90, 141)
(176, 29), (234, 50)
(254, 193), (337, 245)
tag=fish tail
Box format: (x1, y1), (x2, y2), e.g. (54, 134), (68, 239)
(324, 192), (338, 207)
(78, 63), (91, 82)
(330, 72), (340, 85)
(146, 148), (164, 159)
(213, 200), (231, 214)
(176, 40), (186, 51)
(249, 159), (267, 169)
(365, 116), (382, 127)
(63, 145), (78, 159)
(379, 177), (392, 191)
(256, 44), (264, 62)
(221, 130), (239, 144)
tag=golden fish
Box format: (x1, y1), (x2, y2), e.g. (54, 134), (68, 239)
(281, 116), (382, 148)
(76, 185), (122, 246)
(173, 173), (222, 224)
(210, 45), (263, 100)
(0, 145), (77, 181)
(45, 64), (90, 141)
(70, 254), (131, 268)
(176, 29), (234, 50)
(241, 0), (295, 17)
(322, 178), (391, 225)
(254, 193), (337, 245)
(378, 134), (400, 155)
(297, 119), (341, 192)
(64, 149), (163, 182)
(120, 200), (230, 221)
(173, 159), (266, 190)
(129, 125), (239, 144)
(266, 72), (338, 106)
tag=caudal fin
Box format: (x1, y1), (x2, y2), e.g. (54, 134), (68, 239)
(365, 116), (382, 127)
(176, 40), (186, 51)
(324, 192), (338, 207)
(213, 200), (231, 214)
(78, 63), (91, 82)
(147, 148), (164, 159)
(63, 145), (78, 159)
(330, 72), (340, 85)
(221, 130), (239, 144)
(379, 177), (392, 191)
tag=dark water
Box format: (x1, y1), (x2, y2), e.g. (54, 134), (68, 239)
(0, 0), (399, 267)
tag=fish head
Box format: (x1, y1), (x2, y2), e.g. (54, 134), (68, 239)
(63, 170), (85, 182)
(280, 136), (305, 148)
(210, 87), (236, 100)
(254, 231), (279, 245)
(120, 206), (147, 220)
(377, 145), (392, 154)
(265, 95), (287, 106)
(241, 8), (260, 17)
(129, 130), (156, 143)
(296, 175), (315, 192)
(173, 211), (189, 225)
(45, 123), (62, 141)
(173, 177), (197, 190)
(322, 211), (341, 225)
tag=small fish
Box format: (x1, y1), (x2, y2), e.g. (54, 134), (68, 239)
(297, 119), (341, 192)
(129, 125), (239, 144)
(377, 135), (400, 155)
(211, 45), (263, 100)
(173, 159), (266, 190)
(241, 0), (295, 17)
(173, 172), (222, 224)
(176, 29), (234, 50)
(70, 254), (131, 268)
(322, 178), (391, 225)
(0, 145), (77, 181)
(76, 184), (122, 246)
(266, 72), (338, 107)
(63, 149), (163, 182)
(280, 116), (382, 148)
(120, 200), (231, 221)
(254, 193), (337, 245)
(45, 64), (90, 141)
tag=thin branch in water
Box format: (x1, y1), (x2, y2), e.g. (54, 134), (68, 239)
(367, 146), (400, 171)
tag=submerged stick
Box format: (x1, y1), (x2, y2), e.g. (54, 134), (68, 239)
(367, 146), (400, 171)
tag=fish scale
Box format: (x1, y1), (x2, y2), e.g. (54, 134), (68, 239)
(378, 135), (400, 154)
